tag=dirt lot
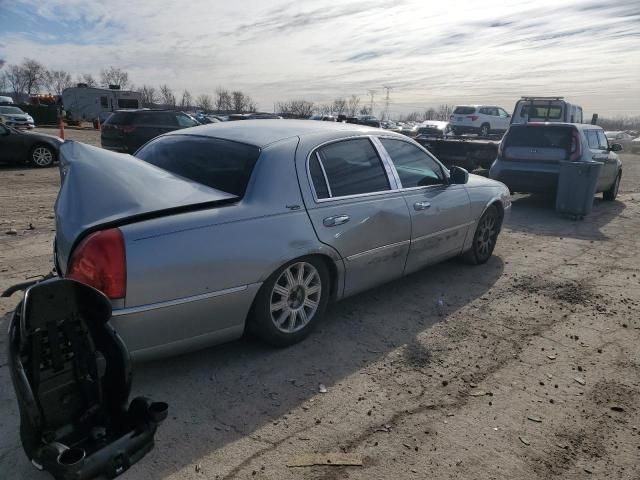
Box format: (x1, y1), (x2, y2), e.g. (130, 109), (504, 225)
(1, 128), (639, 480)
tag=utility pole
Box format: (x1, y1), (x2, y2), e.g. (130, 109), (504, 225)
(382, 85), (393, 121)
(367, 89), (376, 114)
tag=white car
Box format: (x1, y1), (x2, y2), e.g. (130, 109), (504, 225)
(605, 131), (634, 151)
(631, 136), (640, 154)
(449, 105), (510, 136)
(0, 106), (35, 129)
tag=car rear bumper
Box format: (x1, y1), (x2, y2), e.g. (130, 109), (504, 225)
(490, 161), (560, 193)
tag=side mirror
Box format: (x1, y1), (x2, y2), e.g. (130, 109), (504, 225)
(610, 143), (623, 152)
(449, 166), (469, 185)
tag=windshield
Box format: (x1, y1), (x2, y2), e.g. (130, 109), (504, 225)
(135, 135), (261, 197)
(0, 106), (24, 114)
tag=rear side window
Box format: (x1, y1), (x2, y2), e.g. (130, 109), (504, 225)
(454, 106), (476, 115)
(135, 135), (261, 197)
(103, 112), (134, 125)
(585, 130), (599, 149)
(314, 138), (390, 198)
(505, 126), (572, 149)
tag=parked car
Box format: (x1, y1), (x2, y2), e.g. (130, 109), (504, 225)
(490, 123), (622, 199)
(449, 105), (510, 136)
(605, 131), (634, 151)
(0, 105), (35, 129)
(0, 95), (14, 104)
(55, 120), (510, 360)
(0, 123), (62, 167)
(309, 115), (337, 122)
(100, 109), (200, 153)
(511, 96), (584, 125)
(346, 115), (381, 128)
(228, 113), (283, 120)
(416, 121), (450, 138)
(632, 136), (640, 154)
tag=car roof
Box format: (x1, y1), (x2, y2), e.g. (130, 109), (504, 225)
(163, 119), (395, 147)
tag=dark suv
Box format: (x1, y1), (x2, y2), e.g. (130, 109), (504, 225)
(101, 110), (200, 153)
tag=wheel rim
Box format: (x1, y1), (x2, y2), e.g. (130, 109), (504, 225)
(32, 147), (53, 166)
(481, 125), (489, 136)
(270, 262), (321, 334)
(475, 212), (497, 259)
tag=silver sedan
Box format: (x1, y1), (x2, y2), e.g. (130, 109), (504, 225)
(55, 120), (511, 360)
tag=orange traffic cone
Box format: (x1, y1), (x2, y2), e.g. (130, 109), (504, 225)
(58, 116), (65, 140)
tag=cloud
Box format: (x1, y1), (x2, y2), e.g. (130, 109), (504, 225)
(0, 0), (638, 116)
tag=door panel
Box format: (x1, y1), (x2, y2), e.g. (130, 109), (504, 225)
(376, 137), (472, 273)
(302, 137), (411, 297)
(0, 127), (27, 162)
(596, 130), (616, 190)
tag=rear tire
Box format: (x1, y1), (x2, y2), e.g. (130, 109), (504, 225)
(30, 144), (55, 168)
(248, 257), (330, 347)
(479, 123), (490, 137)
(603, 172), (621, 201)
(463, 205), (500, 264)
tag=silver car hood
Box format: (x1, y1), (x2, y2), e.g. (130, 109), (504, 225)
(55, 141), (237, 270)
(466, 173), (502, 188)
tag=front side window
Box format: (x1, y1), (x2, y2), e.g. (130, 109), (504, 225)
(314, 138), (390, 198)
(380, 138), (445, 188)
(135, 135), (260, 197)
(596, 130), (609, 150)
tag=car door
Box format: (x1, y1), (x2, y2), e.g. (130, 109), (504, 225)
(0, 125), (27, 162)
(302, 137), (412, 297)
(585, 130), (609, 191)
(376, 137), (473, 273)
(596, 129), (618, 188)
(497, 108), (510, 131)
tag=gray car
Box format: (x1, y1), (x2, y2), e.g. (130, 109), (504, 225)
(490, 123), (623, 200)
(55, 120), (511, 360)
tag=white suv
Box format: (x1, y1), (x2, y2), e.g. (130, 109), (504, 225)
(449, 105), (510, 136)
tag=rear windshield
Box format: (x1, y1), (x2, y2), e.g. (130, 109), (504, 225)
(520, 104), (562, 120)
(505, 125), (573, 149)
(135, 135), (260, 197)
(453, 106), (476, 115)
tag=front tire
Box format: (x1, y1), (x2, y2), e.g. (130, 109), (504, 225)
(603, 172), (621, 201)
(30, 145), (55, 168)
(249, 257), (330, 347)
(463, 205), (500, 264)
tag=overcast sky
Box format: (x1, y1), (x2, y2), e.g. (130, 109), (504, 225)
(1, 0), (639, 117)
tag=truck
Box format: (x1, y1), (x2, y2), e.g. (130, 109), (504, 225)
(61, 85), (142, 125)
(415, 97), (586, 172)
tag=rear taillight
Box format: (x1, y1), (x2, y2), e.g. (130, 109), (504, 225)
(66, 228), (126, 299)
(569, 129), (582, 161)
(467, 115), (479, 121)
(121, 126), (136, 134)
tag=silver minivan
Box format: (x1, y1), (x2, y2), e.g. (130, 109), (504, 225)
(489, 123), (622, 199)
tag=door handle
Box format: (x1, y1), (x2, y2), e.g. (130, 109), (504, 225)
(413, 201), (431, 211)
(323, 214), (350, 227)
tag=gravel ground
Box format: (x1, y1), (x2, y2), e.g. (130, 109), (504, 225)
(1, 128), (639, 480)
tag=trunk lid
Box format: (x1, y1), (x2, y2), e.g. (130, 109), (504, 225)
(55, 141), (237, 271)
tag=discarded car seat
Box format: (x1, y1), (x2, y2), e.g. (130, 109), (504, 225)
(8, 278), (168, 480)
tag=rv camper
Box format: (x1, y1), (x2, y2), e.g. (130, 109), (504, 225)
(511, 97), (584, 125)
(61, 85), (142, 124)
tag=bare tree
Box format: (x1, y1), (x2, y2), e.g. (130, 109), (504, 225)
(424, 108), (437, 120)
(277, 100), (315, 118)
(180, 90), (193, 110)
(77, 73), (98, 87)
(45, 69), (73, 95)
(347, 95), (360, 117)
(231, 91), (249, 113)
(100, 66), (130, 89)
(215, 87), (232, 113)
(5, 64), (28, 101)
(359, 105), (371, 116)
(317, 104), (332, 115)
(332, 98), (347, 116)
(158, 84), (176, 107)
(195, 94), (213, 112)
(20, 59), (47, 96)
(138, 85), (159, 107)
(436, 104), (454, 121)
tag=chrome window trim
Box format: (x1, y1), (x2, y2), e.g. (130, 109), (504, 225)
(315, 151), (333, 198)
(112, 285), (248, 316)
(305, 135), (400, 204)
(374, 135), (450, 190)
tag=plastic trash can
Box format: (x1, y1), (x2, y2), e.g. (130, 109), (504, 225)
(555, 161), (603, 218)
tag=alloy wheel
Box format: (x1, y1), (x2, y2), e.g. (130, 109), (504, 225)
(476, 212), (497, 260)
(270, 262), (321, 334)
(32, 147), (53, 167)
